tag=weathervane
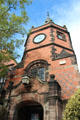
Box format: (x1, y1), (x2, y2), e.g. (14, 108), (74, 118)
(45, 12), (53, 24)
(47, 11), (50, 18)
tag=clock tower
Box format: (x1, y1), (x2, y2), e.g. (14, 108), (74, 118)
(5, 16), (80, 120)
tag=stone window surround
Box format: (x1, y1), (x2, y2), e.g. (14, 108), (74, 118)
(24, 59), (49, 83)
(57, 31), (66, 41)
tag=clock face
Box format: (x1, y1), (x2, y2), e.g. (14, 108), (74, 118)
(33, 34), (46, 43)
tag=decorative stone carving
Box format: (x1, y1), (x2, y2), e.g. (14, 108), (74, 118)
(51, 48), (74, 60)
(50, 28), (55, 42)
(22, 76), (30, 85)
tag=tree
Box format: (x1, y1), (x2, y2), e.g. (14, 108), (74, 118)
(0, 0), (32, 76)
(63, 89), (80, 120)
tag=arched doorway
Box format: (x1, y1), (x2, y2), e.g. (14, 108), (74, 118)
(13, 101), (43, 120)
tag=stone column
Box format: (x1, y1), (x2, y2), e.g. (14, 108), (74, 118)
(47, 74), (62, 120)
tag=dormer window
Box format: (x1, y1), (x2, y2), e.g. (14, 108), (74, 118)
(57, 31), (66, 41)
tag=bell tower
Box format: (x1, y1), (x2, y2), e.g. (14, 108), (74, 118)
(23, 15), (76, 73)
(5, 15), (80, 120)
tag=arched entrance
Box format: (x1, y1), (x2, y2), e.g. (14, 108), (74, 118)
(13, 101), (43, 120)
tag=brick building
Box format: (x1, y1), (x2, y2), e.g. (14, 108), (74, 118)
(4, 16), (80, 120)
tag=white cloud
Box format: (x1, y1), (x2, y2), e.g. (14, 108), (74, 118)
(51, 0), (80, 71)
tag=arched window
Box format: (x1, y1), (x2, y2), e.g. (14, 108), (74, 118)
(25, 60), (49, 82)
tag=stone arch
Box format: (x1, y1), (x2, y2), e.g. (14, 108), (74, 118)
(24, 59), (50, 81)
(13, 100), (44, 120)
(9, 93), (45, 120)
(25, 59), (49, 71)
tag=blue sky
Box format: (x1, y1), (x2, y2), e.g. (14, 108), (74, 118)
(26, 0), (77, 26)
(26, 0), (73, 28)
(18, 0), (80, 71)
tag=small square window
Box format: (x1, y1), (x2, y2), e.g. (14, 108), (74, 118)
(58, 34), (63, 39)
(57, 31), (66, 41)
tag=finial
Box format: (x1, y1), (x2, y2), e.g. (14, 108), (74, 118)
(31, 26), (34, 29)
(63, 25), (67, 30)
(47, 11), (50, 18)
(45, 12), (53, 24)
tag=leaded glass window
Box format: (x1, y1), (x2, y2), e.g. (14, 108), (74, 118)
(25, 60), (49, 82)
(37, 68), (45, 81)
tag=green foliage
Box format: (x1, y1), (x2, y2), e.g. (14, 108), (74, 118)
(63, 89), (80, 120)
(0, 0), (32, 76)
